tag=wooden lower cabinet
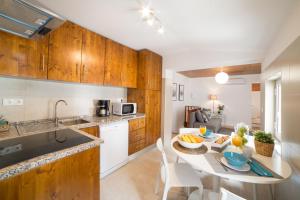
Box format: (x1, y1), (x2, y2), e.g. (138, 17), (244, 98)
(80, 126), (100, 137)
(145, 90), (161, 146)
(127, 89), (161, 146)
(128, 117), (146, 155)
(0, 147), (100, 200)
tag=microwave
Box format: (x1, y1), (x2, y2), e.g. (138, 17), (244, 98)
(112, 102), (137, 116)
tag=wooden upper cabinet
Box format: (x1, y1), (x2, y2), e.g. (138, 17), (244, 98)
(121, 46), (137, 88)
(81, 29), (106, 85)
(48, 21), (83, 82)
(138, 49), (162, 91)
(104, 39), (123, 86)
(0, 30), (48, 79)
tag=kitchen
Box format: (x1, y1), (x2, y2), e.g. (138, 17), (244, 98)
(0, 0), (161, 199)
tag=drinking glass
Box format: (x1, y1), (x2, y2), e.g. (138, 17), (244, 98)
(199, 125), (206, 135)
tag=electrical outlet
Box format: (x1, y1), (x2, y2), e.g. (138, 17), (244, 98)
(2, 98), (24, 106)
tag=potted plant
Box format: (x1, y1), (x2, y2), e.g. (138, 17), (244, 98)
(231, 124), (248, 149)
(217, 104), (224, 114)
(254, 131), (275, 157)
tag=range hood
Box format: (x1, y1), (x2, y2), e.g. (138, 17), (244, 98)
(0, 0), (65, 39)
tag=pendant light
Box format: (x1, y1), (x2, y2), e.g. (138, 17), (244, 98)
(215, 71), (229, 84)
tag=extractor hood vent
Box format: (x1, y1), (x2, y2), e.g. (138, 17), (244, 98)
(0, 0), (65, 39)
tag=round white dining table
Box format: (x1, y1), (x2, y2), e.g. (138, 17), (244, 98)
(171, 134), (292, 200)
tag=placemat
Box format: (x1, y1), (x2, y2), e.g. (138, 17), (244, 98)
(173, 141), (208, 155)
(204, 153), (284, 179)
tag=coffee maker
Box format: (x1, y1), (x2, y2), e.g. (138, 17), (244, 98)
(96, 100), (110, 117)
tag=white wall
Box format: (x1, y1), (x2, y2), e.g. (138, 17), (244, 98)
(161, 69), (174, 147)
(0, 77), (127, 122)
(261, 37), (300, 200)
(172, 73), (191, 133)
(172, 74), (260, 130)
(263, 1), (300, 69)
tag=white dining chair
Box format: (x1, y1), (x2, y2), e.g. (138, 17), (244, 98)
(219, 188), (246, 200)
(155, 138), (204, 200)
(188, 187), (246, 200)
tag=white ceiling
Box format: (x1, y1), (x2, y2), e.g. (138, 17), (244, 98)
(35, 0), (297, 71)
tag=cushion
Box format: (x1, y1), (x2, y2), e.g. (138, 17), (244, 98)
(202, 108), (211, 117)
(195, 110), (204, 123)
(201, 110), (210, 122)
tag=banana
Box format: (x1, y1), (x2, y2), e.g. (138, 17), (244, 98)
(183, 135), (192, 143)
(189, 135), (196, 143)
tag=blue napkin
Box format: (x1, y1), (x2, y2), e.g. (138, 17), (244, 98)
(248, 159), (273, 177)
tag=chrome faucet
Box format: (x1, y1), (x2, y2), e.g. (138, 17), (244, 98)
(54, 100), (68, 127)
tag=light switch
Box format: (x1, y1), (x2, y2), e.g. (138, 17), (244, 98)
(2, 98), (24, 106)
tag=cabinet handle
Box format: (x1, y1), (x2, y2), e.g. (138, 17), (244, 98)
(42, 55), (45, 71)
(82, 64), (85, 80)
(76, 64), (79, 76)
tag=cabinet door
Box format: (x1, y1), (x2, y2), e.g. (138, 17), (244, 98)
(48, 21), (83, 82)
(138, 50), (162, 91)
(121, 47), (137, 88)
(145, 90), (161, 146)
(81, 30), (106, 84)
(104, 39), (123, 86)
(150, 52), (162, 91)
(0, 30), (48, 79)
(127, 89), (146, 113)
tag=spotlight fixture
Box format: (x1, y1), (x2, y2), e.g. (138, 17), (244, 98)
(140, 6), (153, 18)
(147, 17), (155, 26)
(157, 26), (164, 34)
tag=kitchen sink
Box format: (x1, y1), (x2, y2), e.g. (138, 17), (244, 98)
(16, 119), (58, 135)
(59, 118), (90, 126)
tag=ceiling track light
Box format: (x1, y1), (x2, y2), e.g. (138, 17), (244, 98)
(139, 3), (165, 34)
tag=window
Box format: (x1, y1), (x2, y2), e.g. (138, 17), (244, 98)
(274, 79), (281, 141)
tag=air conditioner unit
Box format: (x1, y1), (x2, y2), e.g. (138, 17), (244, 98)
(225, 78), (246, 85)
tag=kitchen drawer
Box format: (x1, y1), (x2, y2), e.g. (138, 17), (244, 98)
(129, 119), (139, 131)
(135, 139), (145, 152)
(129, 128), (145, 143)
(129, 139), (146, 155)
(129, 117), (146, 131)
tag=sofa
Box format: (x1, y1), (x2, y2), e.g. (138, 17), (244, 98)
(188, 110), (222, 133)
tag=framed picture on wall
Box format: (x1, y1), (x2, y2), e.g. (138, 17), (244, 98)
(172, 83), (177, 101)
(179, 84), (184, 101)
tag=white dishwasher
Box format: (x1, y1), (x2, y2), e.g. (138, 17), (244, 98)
(100, 121), (128, 178)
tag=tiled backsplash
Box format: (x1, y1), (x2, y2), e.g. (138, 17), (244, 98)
(0, 77), (127, 122)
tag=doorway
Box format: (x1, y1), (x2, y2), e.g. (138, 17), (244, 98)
(251, 83), (261, 130)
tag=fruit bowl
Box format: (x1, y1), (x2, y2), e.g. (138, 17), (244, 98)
(178, 134), (204, 149)
(223, 152), (247, 168)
